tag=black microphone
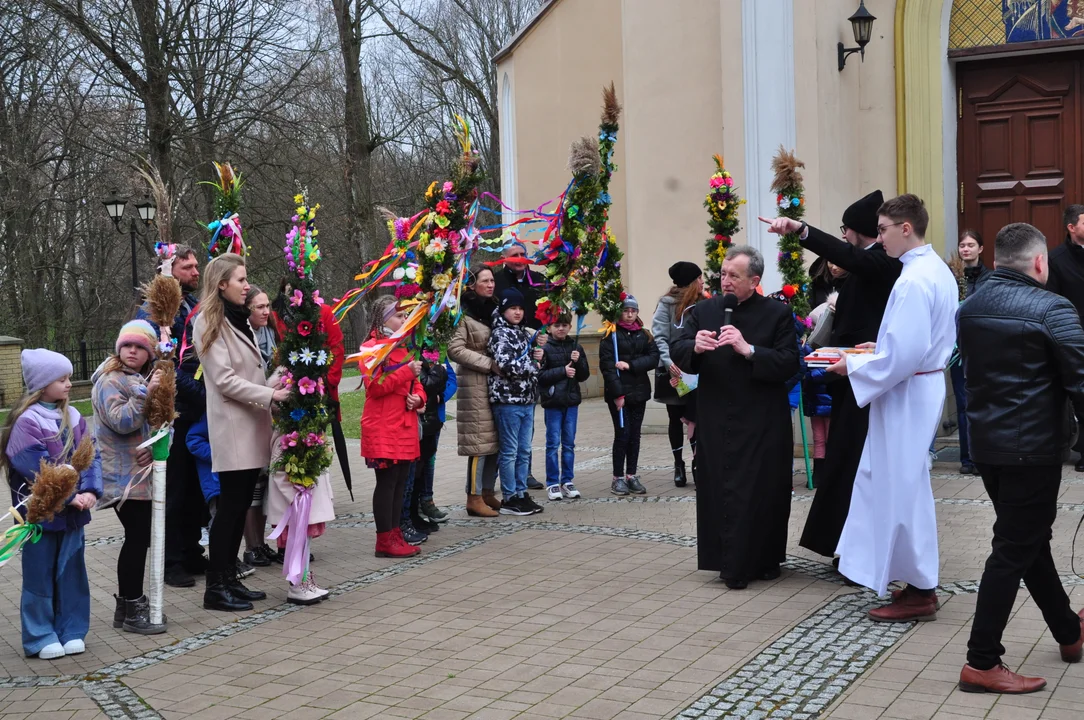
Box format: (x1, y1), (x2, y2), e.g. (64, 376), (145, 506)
(721, 293), (738, 328)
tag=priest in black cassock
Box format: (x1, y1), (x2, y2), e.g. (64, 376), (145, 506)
(672, 245), (799, 589)
(795, 191), (902, 563)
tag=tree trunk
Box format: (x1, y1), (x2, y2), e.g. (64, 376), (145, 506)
(331, 0), (376, 265)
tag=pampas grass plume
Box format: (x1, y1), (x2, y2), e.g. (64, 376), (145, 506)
(568, 137), (601, 177)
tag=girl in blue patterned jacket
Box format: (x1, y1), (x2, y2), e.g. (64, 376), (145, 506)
(91, 320), (166, 636)
(1, 349), (102, 660)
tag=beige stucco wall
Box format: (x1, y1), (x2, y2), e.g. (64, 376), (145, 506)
(793, 0), (899, 238)
(496, 0), (627, 306)
(621, 0), (731, 308)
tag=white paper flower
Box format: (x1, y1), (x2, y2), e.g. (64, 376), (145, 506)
(316, 350), (328, 366)
(288, 351), (299, 364)
(405, 267), (417, 280)
(393, 267), (406, 281)
(300, 348), (316, 365)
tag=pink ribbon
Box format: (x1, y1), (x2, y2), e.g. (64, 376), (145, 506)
(267, 485), (313, 584)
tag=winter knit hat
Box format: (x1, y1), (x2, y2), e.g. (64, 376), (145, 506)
(621, 294), (639, 311)
(668, 261), (702, 288)
(842, 190), (884, 240)
(115, 320), (158, 356)
(21, 348), (73, 394)
(499, 287), (525, 313)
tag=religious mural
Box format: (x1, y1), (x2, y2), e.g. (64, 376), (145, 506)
(1005, 0), (1084, 42)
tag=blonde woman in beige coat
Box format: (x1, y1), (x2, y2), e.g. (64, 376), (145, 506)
(447, 265), (501, 517)
(193, 254), (290, 612)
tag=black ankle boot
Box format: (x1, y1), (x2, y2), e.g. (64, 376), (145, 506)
(204, 571), (254, 611)
(412, 512), (439, 533)
(225, 569), (266, 601)
(400, 520), (428, 545)
(674, 460), (687, 487)
(691, 457), (698, 487)
(123, 595), (168, 635)
(811, 458), (824, 488)
(113, 594), (126, 628)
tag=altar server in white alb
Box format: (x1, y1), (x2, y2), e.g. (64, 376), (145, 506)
(767, 193), (957, 621)
(832, 195), (957, 620)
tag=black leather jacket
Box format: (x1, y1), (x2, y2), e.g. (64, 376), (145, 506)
(957, 268), (1084, 465)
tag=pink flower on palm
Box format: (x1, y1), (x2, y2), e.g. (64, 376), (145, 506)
(298, 377), (317, 395)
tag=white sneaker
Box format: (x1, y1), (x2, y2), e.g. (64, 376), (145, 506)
(546, 485), (563, 501)
(199, 527), (210, 547)
(38, 642), (64, 660)
(307, 573), (330, 601)
(561, 483), (581, 499)
(287, 582), (323, 606)
(62, 639), (85, 655)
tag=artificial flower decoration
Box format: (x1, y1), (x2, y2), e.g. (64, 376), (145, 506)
(703, 155), (745, 295)
(273, 189), (334, 491)
(770, 148), (811, 318)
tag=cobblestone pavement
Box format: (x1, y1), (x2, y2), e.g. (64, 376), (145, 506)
(2, 398), (1084, 719)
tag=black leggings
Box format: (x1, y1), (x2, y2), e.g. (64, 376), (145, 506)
(114, 500), (151, 599)
(666, 404), (687, 463)
(209, 468), (260, 574)
(374, 463), (410, 533)
(607, 400), (647, 477)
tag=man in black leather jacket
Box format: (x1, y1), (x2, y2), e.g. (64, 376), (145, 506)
(957, 223), (1084, 694)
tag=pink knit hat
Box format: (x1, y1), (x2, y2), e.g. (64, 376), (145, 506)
(115, 320), (158, 356)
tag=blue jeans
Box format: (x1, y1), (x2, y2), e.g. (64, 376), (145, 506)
(544, 406), (578, 486)
(950, 360), (971, 465)
(421, 430), (440, 502)
(401, 462), (417, 524)
(21, 527), (89, 656)
(492, 403), (535, 500)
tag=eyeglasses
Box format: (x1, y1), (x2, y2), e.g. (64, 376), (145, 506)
(877, 222), (904, 236)
(840, 225), (847, 236)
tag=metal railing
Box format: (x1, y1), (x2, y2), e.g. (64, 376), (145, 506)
(56, 342), (113, 382)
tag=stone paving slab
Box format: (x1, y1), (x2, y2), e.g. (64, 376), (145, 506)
(3, 398), (1084, 718)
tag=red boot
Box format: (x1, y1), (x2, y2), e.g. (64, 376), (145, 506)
(374, 530), (395, 558)
(388, 528), (420, 558)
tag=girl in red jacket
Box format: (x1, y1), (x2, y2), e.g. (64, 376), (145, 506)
(362, 296), (426, 558)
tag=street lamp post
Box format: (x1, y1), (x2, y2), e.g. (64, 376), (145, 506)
(102, 189), (157, 295)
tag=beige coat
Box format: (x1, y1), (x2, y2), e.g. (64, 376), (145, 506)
(194, 314), (277, 473)
(447, 314), (500, 456)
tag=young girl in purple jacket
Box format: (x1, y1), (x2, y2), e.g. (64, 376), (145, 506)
(0, 349), (102, 660)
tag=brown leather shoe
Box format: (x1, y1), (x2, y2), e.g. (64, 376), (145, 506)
(959, 664), (1046, 694)
(481, 489), (502, 511)
(868, 589), (938, 623)
(890, 586), (942, 609)
(1059, 609), (1084, 662)
(466, 494), (498, 518)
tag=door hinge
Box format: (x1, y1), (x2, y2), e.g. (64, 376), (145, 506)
(959, 182), (964, 214)
(958, 87), (963, 119)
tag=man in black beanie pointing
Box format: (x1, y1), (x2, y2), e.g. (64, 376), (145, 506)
(794, 190), (904, 568)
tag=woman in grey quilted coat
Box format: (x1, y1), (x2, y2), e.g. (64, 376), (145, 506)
(447, 265), (501, 517)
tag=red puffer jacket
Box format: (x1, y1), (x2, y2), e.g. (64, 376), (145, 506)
(360, 341), (426, 462)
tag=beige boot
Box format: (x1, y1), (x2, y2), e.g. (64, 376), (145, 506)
(481, 489), (502, 511)
(466, 494), (498, 517)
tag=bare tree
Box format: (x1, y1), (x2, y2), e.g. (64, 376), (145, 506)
(372, 0), (542, 195)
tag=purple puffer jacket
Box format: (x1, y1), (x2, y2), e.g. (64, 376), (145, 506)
(6, 404), (103, 532)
